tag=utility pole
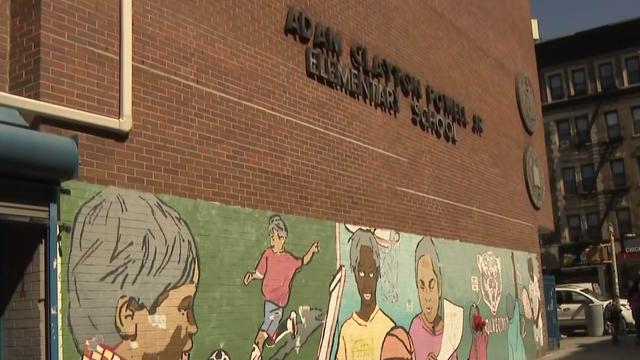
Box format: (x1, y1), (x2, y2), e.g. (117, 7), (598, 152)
(607, 222), (622, 343)
(608, 222), (621, 303)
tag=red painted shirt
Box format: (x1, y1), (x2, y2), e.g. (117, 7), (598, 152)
(256, 248), (303, 307)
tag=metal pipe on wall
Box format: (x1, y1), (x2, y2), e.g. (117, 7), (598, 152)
(0, 0), (133, 134)
(47, 196), (59, 360)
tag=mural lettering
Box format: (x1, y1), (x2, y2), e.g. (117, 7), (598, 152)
(484, 317), (510, 335)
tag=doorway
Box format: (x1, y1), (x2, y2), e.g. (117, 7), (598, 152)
(0, 221), (47, 360)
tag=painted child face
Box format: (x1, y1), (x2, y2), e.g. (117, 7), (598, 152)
(417, 254), (441, 324)
(355, 246), (378, 305)
(270, 231), (286, 252)
(127, 267), (199, 360)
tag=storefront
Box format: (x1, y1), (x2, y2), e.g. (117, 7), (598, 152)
(0, 107), (78, 360)
(619, 237), (640, 293)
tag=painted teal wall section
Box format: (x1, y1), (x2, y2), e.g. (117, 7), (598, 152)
(333, 227), (542, 360)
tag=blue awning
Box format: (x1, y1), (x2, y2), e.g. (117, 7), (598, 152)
(0, 106), (79, 183)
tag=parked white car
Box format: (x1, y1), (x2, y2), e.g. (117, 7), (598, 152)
(556, 284), (636, 334)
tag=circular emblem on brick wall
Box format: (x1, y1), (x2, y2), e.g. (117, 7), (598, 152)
(516, 72), (537, 135)
(524, 144), (544, 210)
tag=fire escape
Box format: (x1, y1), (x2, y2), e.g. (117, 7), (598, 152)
(556, 96), (628, 267)
(575, 99), (628, 232)
(550, 96), (629, 266)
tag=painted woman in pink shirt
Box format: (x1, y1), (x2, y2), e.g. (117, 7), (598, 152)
(409, 238), (460, 360)
(243, 215), (320, 360)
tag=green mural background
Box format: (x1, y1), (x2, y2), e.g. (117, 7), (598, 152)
(59, 181), (337, 360)
(60, 181), (543, 360)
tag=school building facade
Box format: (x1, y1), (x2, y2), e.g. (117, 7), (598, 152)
(0, 1), (552, 359)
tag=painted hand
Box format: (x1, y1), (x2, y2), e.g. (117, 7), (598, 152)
(243, 271), (254, 285)
(427, 353), (437, 360)
(310, 242), (320, 254)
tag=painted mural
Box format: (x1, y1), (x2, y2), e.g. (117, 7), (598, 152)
(59, 182), (544, 360)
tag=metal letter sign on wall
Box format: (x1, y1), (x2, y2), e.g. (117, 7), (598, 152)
(524, 144), (545, 210)
(516, 73), (537, 135)
(283, 6), (486, 145)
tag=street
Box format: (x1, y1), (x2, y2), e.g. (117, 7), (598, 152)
(542, 334), (640, 359)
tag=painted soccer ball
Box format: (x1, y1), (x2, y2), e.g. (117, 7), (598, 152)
(209, 349), (230, 360)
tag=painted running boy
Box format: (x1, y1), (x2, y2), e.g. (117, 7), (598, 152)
(243, 215), (320, 360)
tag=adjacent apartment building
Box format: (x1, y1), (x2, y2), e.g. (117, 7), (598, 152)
(537, 18), (640, 291)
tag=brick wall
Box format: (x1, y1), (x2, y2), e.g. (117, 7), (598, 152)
(0, 0), (8, 91)
(39, 0), (119, 117)
(25, 0), (552, 257)
(8, 0), (41, 98)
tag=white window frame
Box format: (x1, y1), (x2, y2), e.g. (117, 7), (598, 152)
(595, 59), (618, 92)
(546, 70), (567, 102)
(556, 118), (572, 148)
(622, 51), (640, 87)
(580, 163), (596, 192)
(574, 114), (591, 143)
(562, 167), (578, 194)
(568, 65), (590, 96)
(566, 214), (583, 242)
(604, 110), (621, 139)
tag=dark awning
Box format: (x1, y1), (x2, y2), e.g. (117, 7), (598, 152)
(0, 106), (78, 183)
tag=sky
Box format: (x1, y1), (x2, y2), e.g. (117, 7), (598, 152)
(531, 0), (640, 40)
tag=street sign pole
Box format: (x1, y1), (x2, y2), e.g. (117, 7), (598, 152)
(607, 222), (622, 343)
(608, 222), (621, 304)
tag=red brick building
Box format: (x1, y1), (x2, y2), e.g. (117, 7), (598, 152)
(0, 1), (552, 360)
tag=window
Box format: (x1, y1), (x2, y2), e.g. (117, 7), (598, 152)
(556, 290), (567, 305)
(598, 62), (616, 90)
(625, 56), (640, 85)
(568, 215), (582, 242)
(557, 119), (571, 146)
(548, 73), (565, 100)
(605, 111), (621, 140)
(581, 163), (596, 192)
(562, 167), (577, 194)
(556, 290), (590, 305)
(0, 222), (48, 359)
(616, 208), (632, 236)
(610, 159), (626, 187)
(575, 115), (590, 144)
(564, 290), (592, 304)
(571, 68), (588, 96)
(633, 107), (640, 135)
(586, 212), (601, 241)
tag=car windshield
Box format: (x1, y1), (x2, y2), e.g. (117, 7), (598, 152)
(582, 288), (609, 301)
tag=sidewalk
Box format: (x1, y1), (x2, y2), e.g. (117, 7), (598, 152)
(542, 334), (640, 359)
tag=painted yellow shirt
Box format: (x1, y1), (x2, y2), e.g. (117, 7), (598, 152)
(336, 306), (395, 360)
